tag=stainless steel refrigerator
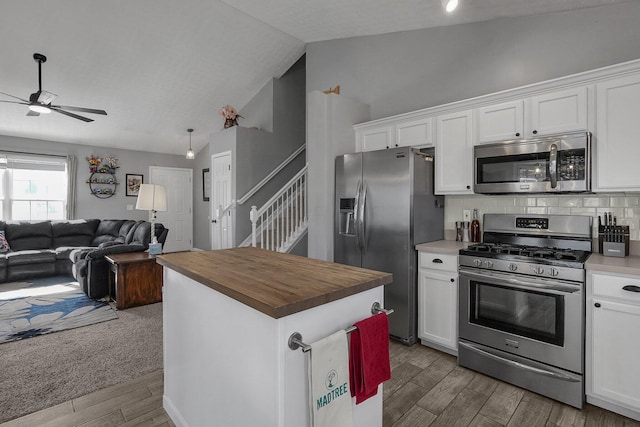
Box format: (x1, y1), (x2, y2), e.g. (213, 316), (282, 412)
(334, 147), (444, 345)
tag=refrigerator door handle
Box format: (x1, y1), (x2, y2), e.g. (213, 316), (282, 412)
(360, 182), (368, 254)
(354, 180), (363, 251)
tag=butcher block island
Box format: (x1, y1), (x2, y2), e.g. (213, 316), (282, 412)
(156, 247), (392, 427)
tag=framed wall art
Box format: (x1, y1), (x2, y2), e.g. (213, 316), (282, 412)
(126, 174), (143, 197)
(202, 168), (210, 201)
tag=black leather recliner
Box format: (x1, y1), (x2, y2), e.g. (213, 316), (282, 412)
(72, 221), (168, 299)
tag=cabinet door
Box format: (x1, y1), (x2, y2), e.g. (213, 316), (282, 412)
(528, 86), (588, 137)
(476, 100), (524, 144)
(595, 74), (640, 191)
(590, 298), (640, 410)
(435, 110), (473, 194)
(418, 268), (458, 354)
(358, 126), (393, 152)
(396, 116), (433, 148)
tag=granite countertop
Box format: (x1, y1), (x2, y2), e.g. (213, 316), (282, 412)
(415, 240), (469, 255)
(156, 247), (392, 319)
(586, 253), (640, 277)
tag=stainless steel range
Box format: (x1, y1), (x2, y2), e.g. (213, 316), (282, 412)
(458, 213), (592, 408)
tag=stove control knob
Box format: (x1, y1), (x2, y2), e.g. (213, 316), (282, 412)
(483, 260), (494, 269)
(508, 263), (518, 272)
(533, 266), (544, 275)
(473, 259), (482, 267)
(548, 267), (559, 277)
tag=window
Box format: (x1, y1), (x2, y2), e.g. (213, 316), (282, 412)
(0, 153), (69, 221)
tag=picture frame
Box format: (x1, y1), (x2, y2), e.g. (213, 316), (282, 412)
(126, 174), (143, 197)
(203, 168), (211, 201)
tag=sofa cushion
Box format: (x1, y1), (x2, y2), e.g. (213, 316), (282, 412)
(90, 219), (125, 246)
(0, 230), (11, 253)
(6, 250), (57, 266)
(4, 221), (53, 251)
(128, 222), (151, 248)
(52, 219), (100, 248)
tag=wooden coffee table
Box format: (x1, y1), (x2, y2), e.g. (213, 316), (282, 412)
(105, 252), (163, 309)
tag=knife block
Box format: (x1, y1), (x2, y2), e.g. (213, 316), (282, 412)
(598, 225), (630, 257)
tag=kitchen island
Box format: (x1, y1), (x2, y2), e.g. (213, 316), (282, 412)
(156, 247), (392, 427)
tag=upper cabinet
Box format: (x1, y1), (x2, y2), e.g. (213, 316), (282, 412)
(435, 110), (474, 195)
(476, 87), (588, 144)
(355, 114), (432, 152)
(594, 73), (640, 192)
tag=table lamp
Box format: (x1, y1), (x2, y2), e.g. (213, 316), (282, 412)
(135, 184), (167, 255)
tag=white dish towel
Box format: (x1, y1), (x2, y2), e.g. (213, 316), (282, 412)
(309, 330), (354, 427)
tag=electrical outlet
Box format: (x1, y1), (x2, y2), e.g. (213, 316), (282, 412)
(127, 204), (133, 211)
(463, 209), (471, 222)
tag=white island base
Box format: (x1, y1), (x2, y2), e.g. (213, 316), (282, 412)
(162, 268), (385, 427)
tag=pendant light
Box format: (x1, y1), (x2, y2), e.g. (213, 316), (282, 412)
(442, 0), (459, 13)
(186, 128), (195, 159)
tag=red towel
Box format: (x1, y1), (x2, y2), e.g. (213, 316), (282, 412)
(348, 312), (391, 404)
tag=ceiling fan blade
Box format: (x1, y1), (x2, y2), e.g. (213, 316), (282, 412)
(0, 92), (29, 103)
(0, 100), (29, 106)
(50, 107), (94, 122)
(52, 105), (107, 115)
(37, 90), (57, 105)
(26, 110), (40, 117)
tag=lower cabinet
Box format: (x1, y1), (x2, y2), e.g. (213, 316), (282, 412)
(586, 270), (640, 421)
(417, 251), (458, 355)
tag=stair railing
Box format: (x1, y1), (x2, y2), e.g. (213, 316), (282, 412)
(212, 144), (305, 249)
(249, 164), (307, 251)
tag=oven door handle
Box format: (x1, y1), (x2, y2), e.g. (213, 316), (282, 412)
(459, 269), (582, 294)
(459, 341), (580, 383)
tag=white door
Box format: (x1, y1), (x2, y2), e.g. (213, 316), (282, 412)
(149, 166), (193, 252)
(211, 151), (233, 249)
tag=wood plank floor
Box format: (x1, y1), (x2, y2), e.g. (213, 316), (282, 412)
(2, 340), (639, 426)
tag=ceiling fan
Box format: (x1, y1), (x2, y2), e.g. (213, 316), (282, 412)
(0, 53), (107, 123)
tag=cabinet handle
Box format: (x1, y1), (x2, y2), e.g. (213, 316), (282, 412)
(466, 185), (471, 190)
(622, 285), (640, 293)
(594, 302), (601, 308)
(395, 144), (399, 147)
(515, 132), (520, 137)
(450, 278), (455, 283)
(432, 258), (443, 263)
(532, 130), (538, 135)
(386, 146), (389, 149)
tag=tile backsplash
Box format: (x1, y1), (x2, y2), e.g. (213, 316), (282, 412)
(445, 193), (640, 241)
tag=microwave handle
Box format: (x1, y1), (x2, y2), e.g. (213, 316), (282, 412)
(549, 143), (558, 188)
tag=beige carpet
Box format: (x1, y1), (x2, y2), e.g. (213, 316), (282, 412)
(0, 302), (163, 423)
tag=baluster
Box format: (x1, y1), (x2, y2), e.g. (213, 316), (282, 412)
(250, 206), (258, 247)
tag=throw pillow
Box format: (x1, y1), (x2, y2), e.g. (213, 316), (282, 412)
(0, 230), (11, 253)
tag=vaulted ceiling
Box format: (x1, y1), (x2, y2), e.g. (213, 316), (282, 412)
(0, 0), (630, 156)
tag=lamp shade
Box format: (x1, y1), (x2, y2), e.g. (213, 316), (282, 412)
(135, 184), (167, 212)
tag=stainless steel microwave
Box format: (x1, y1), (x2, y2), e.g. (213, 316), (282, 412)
(474, 131), (591, 194)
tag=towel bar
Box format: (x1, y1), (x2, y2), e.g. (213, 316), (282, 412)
(288, 302), (394, 353)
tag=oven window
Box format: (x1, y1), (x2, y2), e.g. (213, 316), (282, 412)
(470, 281), (564, 346)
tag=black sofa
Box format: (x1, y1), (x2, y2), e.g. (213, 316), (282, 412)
(0, 219), (168, 299)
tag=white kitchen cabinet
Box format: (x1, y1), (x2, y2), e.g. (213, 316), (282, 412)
(418, 251), (458, 355)
(396, 116), (432, 148)
(594, 73), (640, 192)
(355, 114), (433, 152)
(586, 270), (640, 421)
(435, 109), (473, 194)
(358, 125), (393, 152)
(475, 87), (588, 144)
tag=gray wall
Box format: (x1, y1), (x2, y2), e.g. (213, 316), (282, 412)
(0, 134), (191, 220)
(192, 143), (211, 250)
(306, 2), (640, 121)
(207, 55), (306, 249)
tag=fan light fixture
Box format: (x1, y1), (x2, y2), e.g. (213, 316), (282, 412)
(186, 128), (195, 159)
(442, 0), (459, 13)
(28, 104), (51, 114)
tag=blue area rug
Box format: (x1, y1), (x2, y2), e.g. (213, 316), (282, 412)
(0, 275), (118, 344)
